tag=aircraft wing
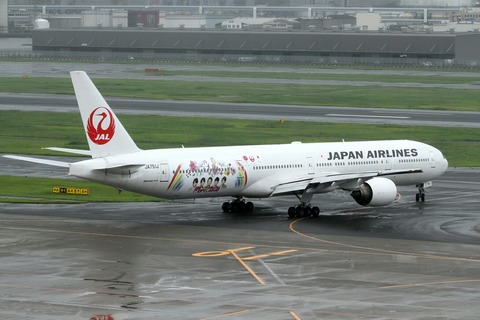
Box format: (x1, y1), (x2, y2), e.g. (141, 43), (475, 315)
(271, 168), (424, 196)
(378, 168), (423, 177)
(310, 171), (378, 185)
(2, 155), (69, 168)
(270, 178), (313, 196)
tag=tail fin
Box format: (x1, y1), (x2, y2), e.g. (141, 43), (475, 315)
(70, 71), (140, 158)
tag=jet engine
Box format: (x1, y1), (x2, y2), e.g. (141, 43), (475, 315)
(350, 177), (397, 207)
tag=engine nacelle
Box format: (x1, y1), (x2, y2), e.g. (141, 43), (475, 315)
(351, 177), (397, 207)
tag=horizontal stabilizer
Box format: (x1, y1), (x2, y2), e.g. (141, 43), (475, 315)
(43, 147), (91, 156)
(2, 155), (69, 168)
(90, 162), (144, 171)
(69, 160), (144, 177)
(93, 164), (144, 175)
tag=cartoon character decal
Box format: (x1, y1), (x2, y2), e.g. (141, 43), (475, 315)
(166, 157), (250, 193)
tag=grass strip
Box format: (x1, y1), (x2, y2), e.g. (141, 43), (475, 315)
(0, 111), (478, 167)
(1, 76), (480, 111)
(146, 69), (480, 85)
(0, 176), (160, 203)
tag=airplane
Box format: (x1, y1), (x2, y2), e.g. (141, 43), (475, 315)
(4, 71), (449, 218)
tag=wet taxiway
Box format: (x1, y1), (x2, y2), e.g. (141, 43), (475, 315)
(0, 167), (479, 319)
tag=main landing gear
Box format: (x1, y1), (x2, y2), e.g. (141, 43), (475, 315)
(287, 192), (320, 219)
(416, 183), (426, 202)
(222, 197), (254, 213)
(288, 204), (320, 219)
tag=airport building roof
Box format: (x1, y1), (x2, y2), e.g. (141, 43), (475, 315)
(32, 28), (478, 61)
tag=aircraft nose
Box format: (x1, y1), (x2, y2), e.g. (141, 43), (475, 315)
(441, 154), (449, 172)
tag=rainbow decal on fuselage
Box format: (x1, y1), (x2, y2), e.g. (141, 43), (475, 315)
(235, 161), (248, 188)
(167, 163), (184, 191)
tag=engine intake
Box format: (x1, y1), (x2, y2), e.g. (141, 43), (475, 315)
(351, 177), (397, 207)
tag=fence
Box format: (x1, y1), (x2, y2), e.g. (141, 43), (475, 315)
(0, 48), (478, 69)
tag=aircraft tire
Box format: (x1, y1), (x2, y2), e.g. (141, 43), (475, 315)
(245, 201), (254, 213)
(295, 206), (304, 218)
(304, 206), (312, 217)
(237, 201), (245, 212)
(288, 207), (296, 218)
(222, 202), (230, 213)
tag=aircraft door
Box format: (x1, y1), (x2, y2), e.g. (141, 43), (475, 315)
(385, 159), (392, 170)
(430, 151), (436, 168)
(306, 157), (315, 175)
(160, 163), (170, 182)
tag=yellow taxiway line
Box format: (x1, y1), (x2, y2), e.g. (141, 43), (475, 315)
(228, 249), (266, 285)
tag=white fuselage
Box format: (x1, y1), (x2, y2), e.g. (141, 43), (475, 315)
(69, 139), (448, 200)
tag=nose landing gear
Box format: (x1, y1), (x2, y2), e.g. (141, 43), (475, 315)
(416, 183), (426, 202)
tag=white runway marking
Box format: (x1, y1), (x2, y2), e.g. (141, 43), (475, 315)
(326, 113), (410, 119)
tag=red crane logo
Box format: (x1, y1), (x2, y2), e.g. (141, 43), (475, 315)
(87, 107), (115, 145)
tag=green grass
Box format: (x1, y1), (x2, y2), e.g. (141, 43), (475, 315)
(146, 69), (480, 85)
(0, 176), (160, 203)
(1, 76), (480, 111)
(1, 110), (478, 167)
